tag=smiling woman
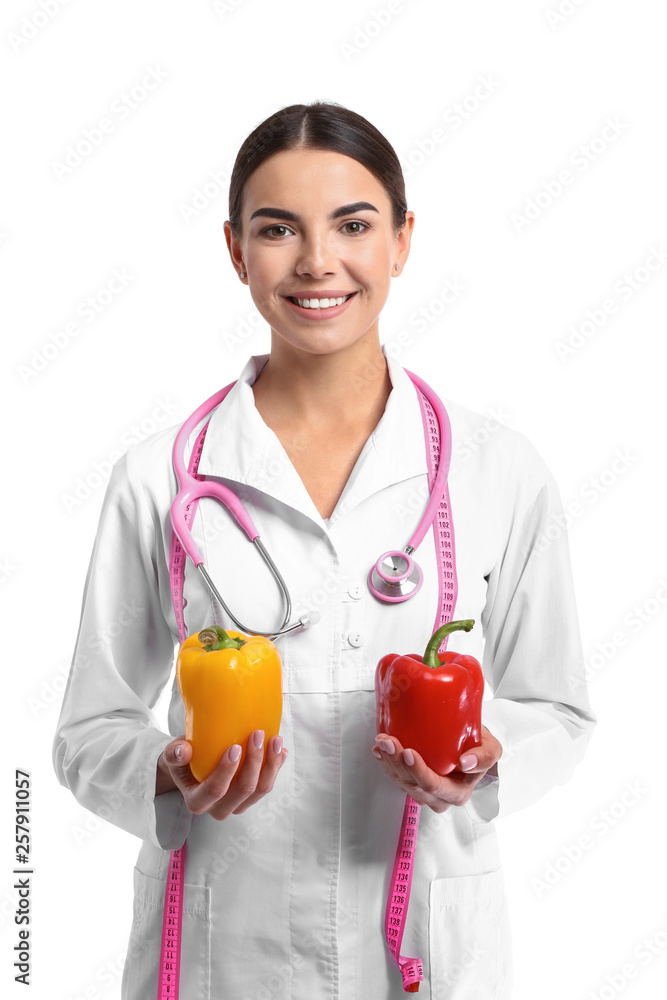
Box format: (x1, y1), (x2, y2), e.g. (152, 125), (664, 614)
(221, 122), (415, 521)
(226, 147), (411, 360)
(52, 100), (596, 1000)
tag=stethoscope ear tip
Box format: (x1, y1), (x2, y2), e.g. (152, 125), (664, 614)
(301, 611), (321, 628)
(267, 609), (320, 641)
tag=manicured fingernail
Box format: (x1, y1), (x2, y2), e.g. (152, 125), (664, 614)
(460, 754), (478, 771)
(228, 744), (242, 762)
(253, 730), (264, 749)
(377, 739), (395, 755)
(372, 749), (383, 759)
(272, 736), (283, 754)
(174, 744), (184, 761)
(403, 749), (415, 766)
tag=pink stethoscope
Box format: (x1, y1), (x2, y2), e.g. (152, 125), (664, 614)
(170, 366), (452, 639)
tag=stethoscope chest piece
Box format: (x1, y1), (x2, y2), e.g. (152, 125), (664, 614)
(368, 549), (424, 603)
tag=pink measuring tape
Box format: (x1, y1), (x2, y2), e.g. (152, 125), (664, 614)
(157, 378), (456, 997)
(381, 386), (457, 993)
(156, 384), (235, 1000)
(155, 842), (186, 997)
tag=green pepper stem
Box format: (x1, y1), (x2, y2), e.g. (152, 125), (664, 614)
(423, 619), (475, 668)
(198, 625), (246, 652)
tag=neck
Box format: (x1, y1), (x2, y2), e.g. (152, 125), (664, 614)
(252, 336), (392, 428)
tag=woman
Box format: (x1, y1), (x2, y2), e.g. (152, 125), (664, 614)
(53, 101), (596, 998)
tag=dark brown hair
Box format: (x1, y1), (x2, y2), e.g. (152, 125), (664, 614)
(228, 101), (408, 238)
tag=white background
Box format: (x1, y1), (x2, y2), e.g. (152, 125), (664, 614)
(2, 1), (666, 998)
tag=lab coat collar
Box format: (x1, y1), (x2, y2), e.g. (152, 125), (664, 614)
(195, 345), (428, 528)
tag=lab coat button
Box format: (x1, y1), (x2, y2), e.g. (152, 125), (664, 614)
(348, 583), (364, 600)
(348, 631), (365, 647)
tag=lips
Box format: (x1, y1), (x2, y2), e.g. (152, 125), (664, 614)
(284, 290), (357, 299)
(284, 291), (357, 307)
(283, 290), (358, 320)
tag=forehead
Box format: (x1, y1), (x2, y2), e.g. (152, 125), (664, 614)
(242, 148), (391, 213)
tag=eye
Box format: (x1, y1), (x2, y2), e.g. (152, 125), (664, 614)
(259, 224), (293, 239)
(341, 220), (369, 235)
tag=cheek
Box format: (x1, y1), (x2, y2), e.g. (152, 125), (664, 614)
(355, 241), (391, 272)
(246, 289), (273, 324)
(246, 266), (284, 310)
(246, 247), (284, 286)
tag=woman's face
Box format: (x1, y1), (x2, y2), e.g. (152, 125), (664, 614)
(224, 147), (414, 358)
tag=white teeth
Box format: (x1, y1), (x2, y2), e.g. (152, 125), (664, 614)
(293, 294), (352, 309)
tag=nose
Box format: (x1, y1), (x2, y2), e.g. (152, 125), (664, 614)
(294, 229), (337, 277)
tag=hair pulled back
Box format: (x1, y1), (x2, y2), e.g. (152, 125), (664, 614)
(228, 101), (408, 238)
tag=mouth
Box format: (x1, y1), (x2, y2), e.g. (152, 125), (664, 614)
(285, 292), (356, 309)
(282, 291), (358, 320)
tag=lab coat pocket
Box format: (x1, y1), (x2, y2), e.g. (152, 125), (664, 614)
(121, 866), (211, 1000)
(428, 868), (512, 1000)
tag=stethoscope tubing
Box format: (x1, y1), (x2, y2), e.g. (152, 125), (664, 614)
(196, 542), (295, 638)
(171, 367), (452, 637)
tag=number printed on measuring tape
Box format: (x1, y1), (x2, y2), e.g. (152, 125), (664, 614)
(161, 414), (217, 999)
(157, 844), (186, 999)
(423, 390), (457, 642)
(382, 384), (458, 993)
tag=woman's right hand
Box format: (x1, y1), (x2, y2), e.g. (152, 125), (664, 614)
(155, 731), (288, 821)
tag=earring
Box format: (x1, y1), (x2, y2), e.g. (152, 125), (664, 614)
(394, 265), (400, 271)
(240, 271), (246, 279)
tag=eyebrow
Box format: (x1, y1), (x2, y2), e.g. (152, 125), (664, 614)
(248, 201), (379, 223)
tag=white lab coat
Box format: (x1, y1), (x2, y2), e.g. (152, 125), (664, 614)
(53, 348), (596, 999)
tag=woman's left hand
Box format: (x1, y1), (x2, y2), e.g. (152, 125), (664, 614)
(372, 726), (502, 813)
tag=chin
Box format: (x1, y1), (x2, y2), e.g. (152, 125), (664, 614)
(274, 330), (364, 354)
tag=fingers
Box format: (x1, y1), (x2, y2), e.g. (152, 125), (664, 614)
(182, 742), (245, 816)
(156, 736), (196, 795)
(458, 725), (503, 774)
(372, 733), (470, 812)
(373, 734), (423, 792)
(162, 731), (287, 820)
(163, 737), (196, 782)
(230, 734), (288, 816)
(197, 731), (287, 822)
(373, 740), (451, 813)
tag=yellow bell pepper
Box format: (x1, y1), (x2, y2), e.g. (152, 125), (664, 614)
(176, 625), (283, 782)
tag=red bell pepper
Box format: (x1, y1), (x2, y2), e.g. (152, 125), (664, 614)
(375, 619), (484, 776)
